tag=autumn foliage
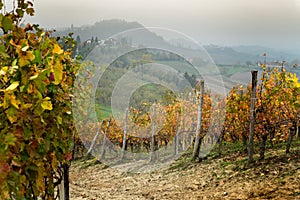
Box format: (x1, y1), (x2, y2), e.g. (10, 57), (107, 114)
(0, 0), (78, 199)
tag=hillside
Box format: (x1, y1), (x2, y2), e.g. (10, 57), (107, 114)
(204, 45), (257, 65)
(54, 19), (300, 66)
(55, 19), (143, 42)
(69, 141), (300, 199)
(55, 19), (168, 48)
(231, 45), (300, 63)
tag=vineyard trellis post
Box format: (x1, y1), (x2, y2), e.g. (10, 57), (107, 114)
(100, 120), (111, 161)
(174, 111), (180, 156)
(121, 108), (129, 160)
(150, 100), (158, 162)
(286, 120), (298, 154)
(62, 163), (70, 200)
(181, 111), (186, 152)
(192, 80), (204, 162)
(86, 122), (103, 157)
(248, 70), (258, 163)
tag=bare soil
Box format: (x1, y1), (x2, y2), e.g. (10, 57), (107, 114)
(69, 150), (300, 200)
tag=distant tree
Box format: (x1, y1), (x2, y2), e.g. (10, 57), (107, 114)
(184, 72), (197, 88)
(76, 35), (81, 45)
(246, 61), (253, 66)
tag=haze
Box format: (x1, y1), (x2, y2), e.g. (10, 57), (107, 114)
(25, 0), (300, 52)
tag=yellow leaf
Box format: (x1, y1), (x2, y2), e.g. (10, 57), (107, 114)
(21, 45), (29, 51)
(52, 44), (63, 54)
(22, 103), (32, 109)
(41, 100), (53, 110)
(9, 39), (17, 46)
(43, 97), (51, 101)
(29, 73), (39, 80)
(4, 81), (19, 91)
(0, 67), (8, 75)
(18, 51), (35, 67)
(11, 97), (19, 109)
(288, 74), (300, 88)
(52, 62), (63, 85)
(66, 111), (71, 115)
(57, 116), (62, 124)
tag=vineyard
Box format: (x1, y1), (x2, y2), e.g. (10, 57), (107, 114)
(74, 65), (299, 166)
(0, 0), (300, 199)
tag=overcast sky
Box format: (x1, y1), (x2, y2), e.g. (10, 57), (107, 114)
(24, 0), (300, 52)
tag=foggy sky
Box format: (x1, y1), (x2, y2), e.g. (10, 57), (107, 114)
(24, 0), (300, 52)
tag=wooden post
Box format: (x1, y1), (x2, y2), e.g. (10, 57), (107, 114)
(150, 100), (157, 162)
(296, 125), (299, 139)
(190, 118), (195, 146)
(174, 111), (180, 156)
(181, 116), (186, 151)
(121, 108), (129, 160)
(63, 164), (70, 200)
(100, 120), (110, 161)
(86, 122), (103, 157)
(286, 122), (296, 154)
(192, 80), (204, 162)
(248, 70), (258, 163)
(58, 175), (65, 200)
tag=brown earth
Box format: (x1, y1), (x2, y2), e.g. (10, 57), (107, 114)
(69, 150), (300, 200)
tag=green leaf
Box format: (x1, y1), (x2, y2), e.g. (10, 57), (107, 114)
(26, 7), (35, 16)
(23, 125), (32, 140)
(16, 8), (25, 18)
(5, 107), (17, 123)
(2, 16), (13, 32)
(33, 50), (42, 63)
(5, 133), (17, 146)
(27, 163), (38, 181)
(34, 72), (47, 93)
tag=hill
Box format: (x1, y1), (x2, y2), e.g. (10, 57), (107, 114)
(55, 19), (300, 66)
(55, 19), (169, 48)
(55, 19), (143, 42)
(231, 45), (300, 63)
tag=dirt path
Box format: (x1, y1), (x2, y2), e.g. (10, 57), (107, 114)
(69, 155), (300, 200)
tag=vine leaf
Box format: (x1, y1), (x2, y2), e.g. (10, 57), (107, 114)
(4, 133), (17, 146)
(52, 62), (63, 85)
(5, 107), (17, 123)
(2, 16), (13, 32)
(18, 50), (35, 67)
(3, 81), (19, 91)
(52, 44), (63, 54)
(41, 98), (53, 110)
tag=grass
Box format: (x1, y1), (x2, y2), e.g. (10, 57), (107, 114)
(167, 138), (300, 172)
(217, 64), (259, 77)
(71, 135), (300, 176)
(95, 103), (112, 120)
(157, 60), (198, 75)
